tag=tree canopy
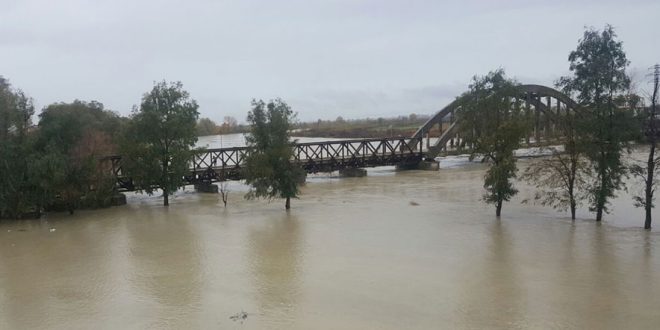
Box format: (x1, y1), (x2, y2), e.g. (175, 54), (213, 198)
(243, 99), (305, 209)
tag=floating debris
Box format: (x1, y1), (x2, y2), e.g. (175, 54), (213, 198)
(409, 201), (420, 206)
(229, 311), (248, 323)
(49, 228), (56, 232)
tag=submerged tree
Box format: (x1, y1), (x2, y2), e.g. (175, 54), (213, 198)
(458, 69), (529, 216)
(243, 99), (305, 210)
(522, 123), (590, 219)
(522, 90), (590, 220)
(121, 81), (199, 206)
(630, 64), (660, 229)
(558, 25), (635, 221)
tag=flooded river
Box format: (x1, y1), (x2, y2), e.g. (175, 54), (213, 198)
(0, 140), (659, 329)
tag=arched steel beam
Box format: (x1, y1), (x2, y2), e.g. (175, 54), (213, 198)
(411, 84), (578, 159)
(413, 84), (577, 140)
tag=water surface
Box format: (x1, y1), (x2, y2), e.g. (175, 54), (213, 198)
(0, 152), (658, 329)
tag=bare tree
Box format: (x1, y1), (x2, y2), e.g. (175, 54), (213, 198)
(522, 109), (590, 220)
(631, 64), (659, 229)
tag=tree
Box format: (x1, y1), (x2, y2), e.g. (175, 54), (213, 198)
(0, 77), (40, 218)
(630, 64), (660, 229)
(243, 99), (305, 210)
(558, 25), (635, 221)
(36, 100), (122, 213)
(196, 117), (219, 136)
(458, 69), (529, 216)
(121, 81), (199, 206)
(522, 129), (590, 220)
(522, 88), (591, 220)
(221, 116), (238, 133)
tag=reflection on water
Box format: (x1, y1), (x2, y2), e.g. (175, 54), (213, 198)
(126, 208), (204, 329)
(458, 220), (525, 328)
(247, 213), (303, 328)
(0, 156), (659, 329)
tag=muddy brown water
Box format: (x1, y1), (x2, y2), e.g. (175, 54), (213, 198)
(0, 152), (659, 329)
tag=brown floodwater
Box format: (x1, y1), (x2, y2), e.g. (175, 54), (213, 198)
(0, 156), (659, 329)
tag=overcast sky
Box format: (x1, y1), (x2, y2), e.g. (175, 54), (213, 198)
(1, 0), (658, 123)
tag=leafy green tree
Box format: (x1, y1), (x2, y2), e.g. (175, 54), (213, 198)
(458, 69), (529, 216)
(121, 81), (199, 206)
(243, 99), (304, 210)
(558, 25), (635, 221)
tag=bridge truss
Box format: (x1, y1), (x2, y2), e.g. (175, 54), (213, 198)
(105, 137), (425, 191)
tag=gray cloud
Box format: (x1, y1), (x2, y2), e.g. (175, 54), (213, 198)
(1, 0), (658, 123)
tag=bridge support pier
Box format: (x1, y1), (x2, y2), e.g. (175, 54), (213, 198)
(339, 168), (367, 177)
(195, 182), (219, 193)
(395, 160), (439, 171)
(416, 160), (439, 171)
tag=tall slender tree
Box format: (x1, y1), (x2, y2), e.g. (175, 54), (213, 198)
(558, 25), (634, 221)
(121, 81), (199, 206)
(458, 69), (529, 216)
(631, 64), (660, 229)
(243, 99), (304, 210)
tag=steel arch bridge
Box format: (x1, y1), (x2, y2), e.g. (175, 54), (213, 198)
(104, 84), (579, 191)
(411, 84), (578, 159)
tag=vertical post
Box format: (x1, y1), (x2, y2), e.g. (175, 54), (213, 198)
(556, 100), (561, 139)
(426, 131), (430, 150)
(534, 96), (541, 144)
(525, 92), (531, 145)
(450, 110), (455, 148)
(546, 96), (552, 139)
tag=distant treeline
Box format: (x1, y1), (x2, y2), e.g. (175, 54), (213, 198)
(196, 116), (246, 136)
(293, 114), (432, 138)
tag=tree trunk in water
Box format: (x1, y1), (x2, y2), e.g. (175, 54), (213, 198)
(645, 142), (655, 229)
(285, 197), (290, 210)
(495, 200), (502, 217)
(595, 174), (606, 221)
(570, 201), (576, 220)
(163, 158), (169, 207)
